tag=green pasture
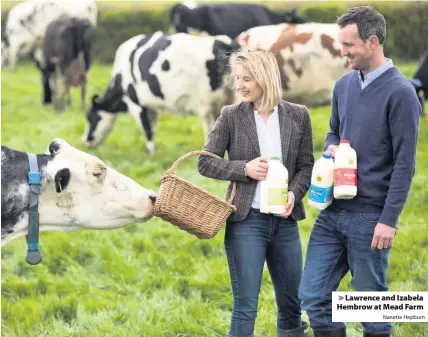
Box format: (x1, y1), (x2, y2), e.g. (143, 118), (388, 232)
(1, 61), (427, 337)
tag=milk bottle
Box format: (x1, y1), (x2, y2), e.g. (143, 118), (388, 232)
(333, 140), (357, 199)
(260, 157), (289, 214)
(308, 151), (334, 210)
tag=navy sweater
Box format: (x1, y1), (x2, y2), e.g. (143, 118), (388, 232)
(325, 67), (421, 227)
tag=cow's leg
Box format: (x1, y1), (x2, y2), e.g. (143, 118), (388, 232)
(81, 75), (87, 112)
(147, 108), (160, 135)
(418, 94), (426, 117)
(32, 49), (52, 105)
(52, 57), (65, 113)
(200, 109), (215, 140)
(65, 83), (71, 107)
(200, 94), (226, 139)
(139, 107), (156, 154)
(6, 42), (19, 71)
(123, 96), (156, 154)
(42, 71), (52, 104)
(77, 52), (87, 112)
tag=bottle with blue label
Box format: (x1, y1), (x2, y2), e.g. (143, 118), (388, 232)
(308, 151), (334, 210)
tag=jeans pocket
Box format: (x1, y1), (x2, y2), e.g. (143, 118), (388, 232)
(359, 212), (381, 224)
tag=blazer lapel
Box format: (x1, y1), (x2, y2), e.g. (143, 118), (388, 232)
(278, 101), (292, 164)
(239, 103), (261, 156)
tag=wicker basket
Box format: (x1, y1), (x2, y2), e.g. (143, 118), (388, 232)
(153, 151), (237, 239)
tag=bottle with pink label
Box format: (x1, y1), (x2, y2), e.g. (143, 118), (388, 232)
(333, 140), (357, 199)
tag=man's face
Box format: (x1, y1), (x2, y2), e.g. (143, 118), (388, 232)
(339, 23), (373, 71)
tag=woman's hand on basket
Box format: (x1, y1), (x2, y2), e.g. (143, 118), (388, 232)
(245, 157), (269, 180)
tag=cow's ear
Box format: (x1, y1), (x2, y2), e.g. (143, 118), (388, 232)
(54, 168), (71, 193)
(49, 141), (61, 157)
(92, 94), (101, 105)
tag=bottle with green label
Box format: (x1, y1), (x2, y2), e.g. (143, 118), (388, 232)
(260, 157), (288, 214)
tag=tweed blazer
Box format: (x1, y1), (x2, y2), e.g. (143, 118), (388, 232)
(197, 100), (314, 222)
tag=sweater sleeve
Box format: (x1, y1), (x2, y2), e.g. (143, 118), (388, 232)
(324, 82), (341, 151)
(197, 106), (251, 183)
(378, 85), (421, 227)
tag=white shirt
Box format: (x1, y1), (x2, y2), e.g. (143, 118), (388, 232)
(251, 105), (282, 209)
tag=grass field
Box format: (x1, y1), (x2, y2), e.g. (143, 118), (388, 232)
(1, 61), (427, 337)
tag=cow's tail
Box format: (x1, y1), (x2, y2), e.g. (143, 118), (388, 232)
(73, 19), (96, 71)
(169, 3), (192, 31)
(169, 4), (181, 27)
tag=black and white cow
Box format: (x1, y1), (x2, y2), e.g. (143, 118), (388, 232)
(410, 46), (428, 116)
(1, 138), (157, 247)
(33, 15), (96, 112)
(1, 0), (97, 70)
(169, 1), (306, 39)
(82, 32), (235, 154)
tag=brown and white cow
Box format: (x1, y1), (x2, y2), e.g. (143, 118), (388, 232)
(236, 23), (351, 106)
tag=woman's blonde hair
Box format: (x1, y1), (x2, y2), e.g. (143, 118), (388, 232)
(229, 48), (282, 113)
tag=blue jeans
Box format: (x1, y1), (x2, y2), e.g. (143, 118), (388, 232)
(224, 209), (303, 337)
(298, 208), (392, 334)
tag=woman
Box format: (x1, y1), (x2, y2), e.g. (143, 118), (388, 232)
(197, 49), (314, 337)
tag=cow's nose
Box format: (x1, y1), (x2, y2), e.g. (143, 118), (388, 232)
(149, 195), (157, 205)
(83, 140), (95, 149)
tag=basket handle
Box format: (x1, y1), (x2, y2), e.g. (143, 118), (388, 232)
(166, 150), (237, 204)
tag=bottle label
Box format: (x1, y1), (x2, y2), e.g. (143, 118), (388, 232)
(334, 168), (357, 186)
(268, 188), (288, 206)
(309, 184), (333, 203)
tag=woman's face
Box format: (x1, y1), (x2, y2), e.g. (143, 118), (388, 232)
(234, 64), (263, 106)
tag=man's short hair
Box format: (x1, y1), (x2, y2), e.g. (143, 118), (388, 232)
(337, 6), (386, 45)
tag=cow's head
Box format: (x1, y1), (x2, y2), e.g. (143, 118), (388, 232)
(82, 93), (126, 149)
(83, 73), (127, 148)
(1, 34), (10, 67)
(40, 139), (156, 230)
(212, 35), (236, 79)
(170, 2), (203, 34)
(284, 8), (306, 24)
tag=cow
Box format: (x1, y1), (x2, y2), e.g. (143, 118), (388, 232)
(235, 23), (351, 106)
(1, 138), (157, 253)
(169, 2), (306, 39)
(1, 0), (97, 70)
(33, 15), (96, 112)
(410, 46), (427, 116)
(82, 32), (235, 154)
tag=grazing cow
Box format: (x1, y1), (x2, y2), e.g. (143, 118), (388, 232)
(236, 23), (351, 106)
(1, 138), (157, 251)
(33, 15), (96, 112)
(169, 2), (306, 39)
(82, 32), (235, 154)
(1, 0), (97, 70)
(410, 46), (427, 116)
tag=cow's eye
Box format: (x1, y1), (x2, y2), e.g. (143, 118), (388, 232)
(92, 165), (106, 180)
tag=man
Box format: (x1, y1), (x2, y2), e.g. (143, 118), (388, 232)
(298, 6), (421, 337)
